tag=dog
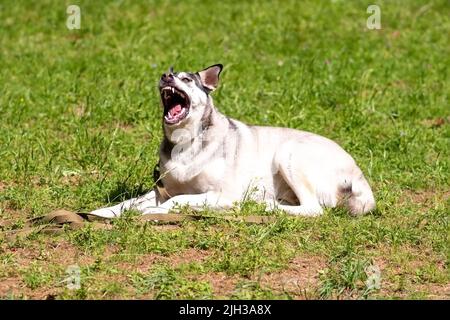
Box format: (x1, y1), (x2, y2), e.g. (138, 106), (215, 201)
(90, 64), (375, 218)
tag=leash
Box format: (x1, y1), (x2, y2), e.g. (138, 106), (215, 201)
(0, 209), (276, 242)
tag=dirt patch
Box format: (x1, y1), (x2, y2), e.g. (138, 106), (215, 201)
(0, 181), (6, 192)
(117, 123), (135, 133)
(163, 247), (211, 267)
(60, 173), (82, 186)
(401, 189), (450, 211)
(370, 245), (448, 299)
(5, 240), (97, 268)
(0, 199), (29, 221)
(0, 239), (98, 299)
(412, 283), (450, 299)
(372, 244), (447, 272)
(390, 30), (401, 39)
(112, 248), (211, 274)
(0, 278), (22, 297)
(257, 254), (327, 299)
(73, 103), (88, 118)
(0, 276), (60, 299)
(421, 117), (449, 128)
(391, 79), (408, 89)
(194, 272), (240, 298)
(114, 253), (162, 274)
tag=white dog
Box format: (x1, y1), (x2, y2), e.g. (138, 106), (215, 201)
(91, 64), (375, 218)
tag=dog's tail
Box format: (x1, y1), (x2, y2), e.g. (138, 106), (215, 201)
(339, 173), (376, 216)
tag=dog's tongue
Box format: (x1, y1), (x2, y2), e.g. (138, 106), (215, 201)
(169, 104), (182, 117)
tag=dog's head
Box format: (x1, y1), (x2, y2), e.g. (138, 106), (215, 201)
(159, 64), (222, 127)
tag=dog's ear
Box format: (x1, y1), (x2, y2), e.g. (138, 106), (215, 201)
(197, 64), (223, 91)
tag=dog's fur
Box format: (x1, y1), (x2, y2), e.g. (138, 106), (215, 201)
(91, 64), (375, 218)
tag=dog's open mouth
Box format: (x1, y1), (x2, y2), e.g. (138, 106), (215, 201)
(160, 86), (190, 125)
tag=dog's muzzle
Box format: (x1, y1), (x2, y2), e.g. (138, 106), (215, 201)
(160, 85), (190, 125)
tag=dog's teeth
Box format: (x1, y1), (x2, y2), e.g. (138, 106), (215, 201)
(171, 87), (174, 93)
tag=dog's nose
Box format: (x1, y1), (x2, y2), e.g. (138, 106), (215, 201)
(161, 73), (174, 82)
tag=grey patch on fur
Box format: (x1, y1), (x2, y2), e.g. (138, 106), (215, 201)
(160, 136), (174, 159)
(227, 117), (237, 130)
(201, 99), (214, 132)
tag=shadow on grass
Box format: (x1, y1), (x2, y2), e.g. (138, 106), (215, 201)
(105, 182), (151, 204)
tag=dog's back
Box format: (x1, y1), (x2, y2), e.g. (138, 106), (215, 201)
(235, 123), (376, 215)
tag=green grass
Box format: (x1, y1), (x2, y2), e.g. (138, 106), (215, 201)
(0, 0), (449, 299)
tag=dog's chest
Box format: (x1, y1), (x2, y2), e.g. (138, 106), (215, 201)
(160, 157), (226, 196)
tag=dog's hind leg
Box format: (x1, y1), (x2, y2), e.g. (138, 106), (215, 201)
(268, 169), (324, 217)
(272, 149), (323, 217)
(89, 190), (161, 218)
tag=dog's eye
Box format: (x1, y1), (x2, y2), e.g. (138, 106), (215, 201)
(181, 77), (192, 83)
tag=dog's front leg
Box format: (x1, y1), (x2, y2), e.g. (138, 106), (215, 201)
(141, 192), (231, 215)
(90, 189), (161, 218)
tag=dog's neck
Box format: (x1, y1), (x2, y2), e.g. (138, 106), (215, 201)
(159, 96), (232, 183)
